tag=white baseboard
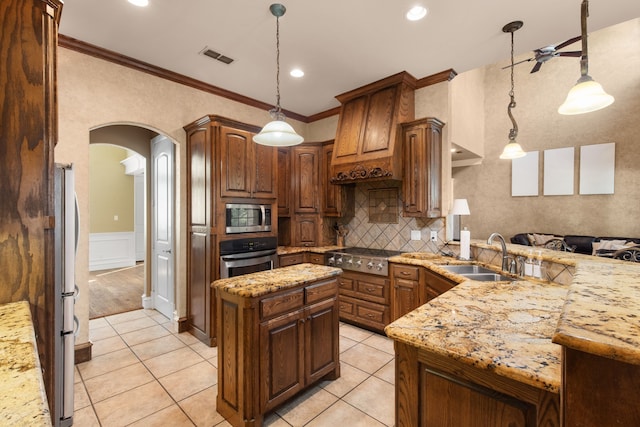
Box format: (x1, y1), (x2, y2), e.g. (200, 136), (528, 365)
(141, 294), (153, 309)
(89, 232), (136, 271)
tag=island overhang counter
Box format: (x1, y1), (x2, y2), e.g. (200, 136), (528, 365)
(213, 263), (342, 427)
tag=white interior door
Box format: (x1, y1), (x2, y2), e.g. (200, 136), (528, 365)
(151, 135), (174, 320)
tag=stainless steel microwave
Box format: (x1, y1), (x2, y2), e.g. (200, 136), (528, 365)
(225, 203), (272, 234)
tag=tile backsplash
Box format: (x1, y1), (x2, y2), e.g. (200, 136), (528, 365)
(337, 180), (446, 253)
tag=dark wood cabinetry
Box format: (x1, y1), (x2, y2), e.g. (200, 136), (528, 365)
(216, 272), (340, 427)
(402, 118), (445, 218)
(0, 0), (63, 415)
(331, 72), (416, 183)
(321, 142), (354, 218)
(277, 148), (291, 216)
(278, 252), (305, 268)
(293, 145), (320, 214)
(424, 268), (456, 302)
(394, 342), (560, 427)
(184, 115), (278, 345)
(391, 264), (425, 321)
(338, 270), (390, 332)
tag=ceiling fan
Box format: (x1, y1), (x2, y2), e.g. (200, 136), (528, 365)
(505, 36), (582, 73)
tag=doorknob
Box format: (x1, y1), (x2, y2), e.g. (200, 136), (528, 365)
(162, 249), (172, 254)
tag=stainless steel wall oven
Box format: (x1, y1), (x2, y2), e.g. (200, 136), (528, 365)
(219, 236), (278, 279)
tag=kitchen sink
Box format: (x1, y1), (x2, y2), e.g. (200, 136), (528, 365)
(439, 265), (497, 275)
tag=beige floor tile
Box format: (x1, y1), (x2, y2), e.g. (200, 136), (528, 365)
(131, 334), (186, 360)
(89, 324), (118, 341)
(111, 316), (158, 335)
(190, 340), (218, 359)
(91, 335), (127, 357)
(89, 317), (109, 329)
(176, 331), (202, 346)
(72, 406), (101, 427)
(93, 381), (174, 426)
(120, 324), (171, 347)
(339, 323), (374, 342)
(362, 333), (395, 355)
(275, 386), (338, 426)
(147, 310), (171, 325)
(74, 366), (82, 384)
(320, 362), (369, 398)
(374, 360), (395, 385)
(84, 362), (155, 403)
(78, 348), (139, 380)
(263, 412), (291, 427)
(214, 421), (233, 427)
(179, 385), (226, 427)
(340, 343), (394, 374)
(305, 400), (385, 427)
(339, 335), (358, 353)
(128, 404), (194, 426)
(159, 361), (217, 401)
(105, 309), (149, 325)
(144, 346), (205, 378)
(343, 376), (395, 426)
(74, 381), (91, 410)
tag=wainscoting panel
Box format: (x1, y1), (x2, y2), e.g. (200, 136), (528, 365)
(89, 232), (136, 271)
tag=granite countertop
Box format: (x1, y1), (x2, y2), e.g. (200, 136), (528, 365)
(0, 301), (52, 426)
(385, 258), (567, 393)
(277, 245), (344, 255)
(553, 260), (640, 365)
(213, 263), (343, 298)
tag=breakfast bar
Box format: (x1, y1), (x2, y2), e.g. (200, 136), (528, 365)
(213, 264), (343, 427)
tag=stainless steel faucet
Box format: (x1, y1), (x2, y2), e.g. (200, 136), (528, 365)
(487, 232), (515, 274)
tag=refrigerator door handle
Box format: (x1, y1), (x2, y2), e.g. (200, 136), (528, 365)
(73, 315), (80, 338)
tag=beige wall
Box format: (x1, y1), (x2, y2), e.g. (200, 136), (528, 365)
(89, 144), (134, 232)
(454, 18), (640, 240)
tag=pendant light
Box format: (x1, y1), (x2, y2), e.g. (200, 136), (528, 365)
(499, 21), (526, 160)
(558, 0), (614, 115)
(253, 4), (304, 147)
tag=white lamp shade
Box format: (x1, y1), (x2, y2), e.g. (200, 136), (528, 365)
(558, 76), (614, 115)
(451, 199), (470, 215)
(499, 141), (526, 159)
(253, 120), (304, 147)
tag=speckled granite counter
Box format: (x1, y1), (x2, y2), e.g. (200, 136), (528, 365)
(213, 263), (343, 298)
(553, 260), (640, 365)
(277, 245), (343, 255)
(0, 301), (52, 426)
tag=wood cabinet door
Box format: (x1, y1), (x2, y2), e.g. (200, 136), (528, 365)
(424, 269), (456, 302)
(259, 309), (305, 412)
(253, 143), (277, 199)
(393, 278), (419, 321)
(305, 298), (339, 384)
(333, 95), (367, 161)
(321, 143), (341, 216)
(361, 86), (397, 155)
(277, 148), (291, 216)
(219, 126), (252, 198)
(187, 126), (213, 227)
(403, 125), (426, 216)
(293, 215), (319, 247)
(293, 146), (320, 213)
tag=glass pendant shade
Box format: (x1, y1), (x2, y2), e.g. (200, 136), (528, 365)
(253, 120), (304, 147)
(558, 75), (614, 115)
(499, 141), (526, 159)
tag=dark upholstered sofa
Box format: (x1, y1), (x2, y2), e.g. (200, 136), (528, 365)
(510, 233), (640, 262)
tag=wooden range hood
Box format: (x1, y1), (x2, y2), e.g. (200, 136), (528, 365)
(330, 71), (416, 184)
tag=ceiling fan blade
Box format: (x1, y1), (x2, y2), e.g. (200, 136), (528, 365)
(557, 51), (582, 57)
(502, 57), (535, 69)
(555, 36), (581, 51)
(530, 62), (543, 73)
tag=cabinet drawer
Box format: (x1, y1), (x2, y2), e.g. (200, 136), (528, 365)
(338, 276), (354, 291)
(306, 253), (325, 265)
(356, 280), (386, 302)
(392, 264), (419, 280)
(339, 295), (389, 332)
(279, 253), (305, 267)
(356, 304), (386, 325)
(338, 299), (354, 316)
(305, 279), (338, 304)
(260, 289), (304, 319)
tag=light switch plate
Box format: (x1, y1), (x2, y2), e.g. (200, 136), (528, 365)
(410, 230), (421, 240)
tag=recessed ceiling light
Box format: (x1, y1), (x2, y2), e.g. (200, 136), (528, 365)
(290, 68), (304, 78)
(128, 0), (149, 7)
(406, 6), (428, 21)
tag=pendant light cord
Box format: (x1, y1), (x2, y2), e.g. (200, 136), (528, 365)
(275, 14), (281, 115)
(507, 29), (518, 141)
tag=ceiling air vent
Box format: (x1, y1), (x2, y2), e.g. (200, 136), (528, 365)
(200, 47), (234, 64)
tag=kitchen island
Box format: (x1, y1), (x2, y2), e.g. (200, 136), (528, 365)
(213, 263), (342, 427)
(385, 244), (640, 426)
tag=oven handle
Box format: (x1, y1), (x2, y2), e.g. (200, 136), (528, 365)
(220, 249), (277, 262)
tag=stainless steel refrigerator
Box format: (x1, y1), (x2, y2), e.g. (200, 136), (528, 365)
(54, 164), (77, 426)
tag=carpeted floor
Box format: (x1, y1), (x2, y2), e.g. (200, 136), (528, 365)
(89, 263), (144, 319)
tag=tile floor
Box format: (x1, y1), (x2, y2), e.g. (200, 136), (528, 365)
(74, 309), (396, 426)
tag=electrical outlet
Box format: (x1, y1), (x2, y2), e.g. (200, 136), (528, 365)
(410, 230), (421, 240)
(430, 231), (438, 242)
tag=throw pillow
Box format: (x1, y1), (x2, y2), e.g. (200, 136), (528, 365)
(529, 233), (556, 246)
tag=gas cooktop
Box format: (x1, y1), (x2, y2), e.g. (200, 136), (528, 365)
(325, 247), (402, 276)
